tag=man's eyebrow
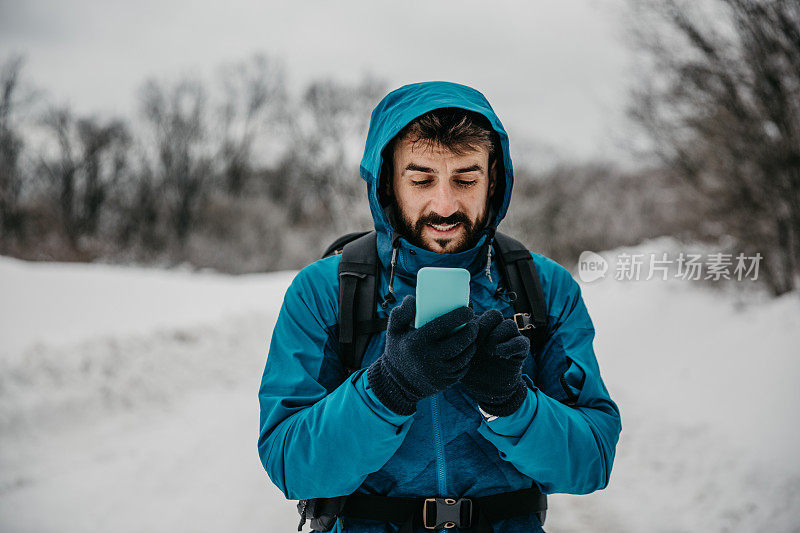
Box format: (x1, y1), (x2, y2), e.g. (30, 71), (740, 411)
(402, 163), (485, 174)
(453, 164), (484, 174)
(403, 163), (437, 174)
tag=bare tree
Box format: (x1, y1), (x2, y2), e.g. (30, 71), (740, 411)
(277, 75), (385, 233)
(0, 55), (27, 245)
(628, 0), (800, 295)
(505, 162), (701, 268)
(75, 118), (130, 235)
(0, 53), (387, 271)
(215, 54), (286, 196)
(38, 107), (130, 250)
(140, 77), (212, 245)
(114, 159), (163, 254)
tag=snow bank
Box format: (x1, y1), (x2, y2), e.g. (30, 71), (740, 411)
(0, 256), (295, 358)
(0, 255), (295, 435)
(0, 256), (298, 532)
(548, 237), (800, 532)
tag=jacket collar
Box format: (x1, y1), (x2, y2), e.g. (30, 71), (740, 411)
(379, 230), (493, 280)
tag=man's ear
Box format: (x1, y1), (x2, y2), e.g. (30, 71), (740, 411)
(488, 161), (497, 197)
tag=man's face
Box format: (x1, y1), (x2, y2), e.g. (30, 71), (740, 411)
(386, 136), (496, 253)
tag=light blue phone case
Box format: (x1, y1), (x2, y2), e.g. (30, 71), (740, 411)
(415, 267), (471, 329)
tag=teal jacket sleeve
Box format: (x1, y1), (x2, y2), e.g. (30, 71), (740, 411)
(477, 256), (622, 495)
(257, 258), (414, 500)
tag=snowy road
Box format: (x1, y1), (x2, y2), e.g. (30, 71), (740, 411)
(0, 311), (297, 533)
(1, 250), (799, 532)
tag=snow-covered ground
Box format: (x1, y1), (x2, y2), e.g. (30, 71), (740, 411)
(1, 242), (799, 532)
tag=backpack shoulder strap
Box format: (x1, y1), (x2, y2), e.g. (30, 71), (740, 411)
(321, 231), (372, 258)
(337, 230), (386, 376)
(493, 232), (549, 359)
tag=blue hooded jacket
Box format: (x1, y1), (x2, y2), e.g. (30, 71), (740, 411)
(258, 81), (622, 532)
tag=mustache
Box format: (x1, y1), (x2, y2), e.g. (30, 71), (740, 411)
(416, 212), (471, 228)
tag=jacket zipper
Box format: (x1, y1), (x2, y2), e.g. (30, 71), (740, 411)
(430, 394), (448, 532)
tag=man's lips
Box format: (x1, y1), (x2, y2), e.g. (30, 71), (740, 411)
(426, 222), (462, 235)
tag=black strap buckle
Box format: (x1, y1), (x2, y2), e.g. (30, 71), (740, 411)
(422, 497), (472, 529)
(297, 497), (347, 532)
(513, 312), (534, 332)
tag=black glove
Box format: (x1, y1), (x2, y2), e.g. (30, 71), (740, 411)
(461, 309), (530, 416)
(367, 295), (478, 415)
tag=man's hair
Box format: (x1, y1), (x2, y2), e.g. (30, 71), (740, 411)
(380, 107), (502, 204)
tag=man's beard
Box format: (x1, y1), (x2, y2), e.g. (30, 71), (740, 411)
(393, 203), (489, 253)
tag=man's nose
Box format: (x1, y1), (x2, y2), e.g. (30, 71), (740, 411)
(429, 181), (459, 217)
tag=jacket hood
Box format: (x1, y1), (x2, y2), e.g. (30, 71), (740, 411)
(360, 81), (515, 238)
(360, 82), (516, 298)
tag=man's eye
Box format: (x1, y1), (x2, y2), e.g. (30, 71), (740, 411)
(412, 179), (432, 186)
(456, 180), (477, 187)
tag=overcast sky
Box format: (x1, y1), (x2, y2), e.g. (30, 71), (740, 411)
(1, 0), (635, 165)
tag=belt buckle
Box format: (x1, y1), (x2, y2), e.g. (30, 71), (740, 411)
(513, 312), (533, 332)
(423, 497), (472, 530)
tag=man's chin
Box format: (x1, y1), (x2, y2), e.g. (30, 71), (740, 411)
(420, 226), (469, 253)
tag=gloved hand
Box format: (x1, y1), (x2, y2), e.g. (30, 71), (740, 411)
(461, 309), (530, 417)
(367, 295), (478, 415)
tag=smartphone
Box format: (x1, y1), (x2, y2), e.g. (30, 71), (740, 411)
(415, 267), (471, 329)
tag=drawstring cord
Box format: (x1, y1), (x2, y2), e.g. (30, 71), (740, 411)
(380, 232), (402, 309)
(484, 244), (493, 284)
(484, 227), (497, 284)
(484, 228), (516, 302)
(380, 229), (503, 308)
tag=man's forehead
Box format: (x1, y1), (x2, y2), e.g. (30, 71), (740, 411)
(393, 137), (489, 164)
